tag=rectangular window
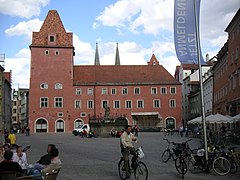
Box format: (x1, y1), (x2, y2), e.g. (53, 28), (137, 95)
(122, 87), (128, 95)
(40, 97), (48, 108)
(49, 35), (55, 42)
(87, 88), (93, 95)
(170, 87), (176, 94)
(102, 100), (108, 108)
(76, 88), (81, 95)
(125, 100), (132, 108)
(137, 100), (144, 108)
(169, 99), (176, 108)
(151, 87), (157, 95)
(75, 100), (81, 108)
(153, 99), (160, 108)
(54, 97), (63, 108)
(102, 88), (108, 95)
(113, 100), (120, 109)
(111, 88), (116, 95)
(134, 87), (140, 95)
(87, 100), (94, 109)
(161, 87), (167, 94)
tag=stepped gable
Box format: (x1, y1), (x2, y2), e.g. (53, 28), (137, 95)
(30, 10), (73, 47)
(73, 65), (181, 85)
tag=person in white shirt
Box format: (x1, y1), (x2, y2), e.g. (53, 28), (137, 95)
(120, 125), (137, 178)
(12, 145), (28, 175)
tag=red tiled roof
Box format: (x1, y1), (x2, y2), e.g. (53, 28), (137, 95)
(73, 65), (181, 85)
(4, 72), (11, 84)
(181, 64), (199, 70)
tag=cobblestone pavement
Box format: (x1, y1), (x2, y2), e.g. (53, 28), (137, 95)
(16, 132), (240, 180)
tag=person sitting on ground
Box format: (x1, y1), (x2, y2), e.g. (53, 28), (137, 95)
(12, 145), (28, 175)
(0, 150), (23, 175)
(41, 147), (62, 175)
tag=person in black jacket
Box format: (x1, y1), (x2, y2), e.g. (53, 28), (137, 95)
(0, 150), (23, 175)
(37, 144), (56, 165)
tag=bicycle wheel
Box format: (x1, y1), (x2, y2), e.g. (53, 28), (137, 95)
(134, 161), (148, 180)
(213, 157), (231, 176)
(118, 158), (127, 180)
(162, 149), (171, 163)
(175, 157), (188, 179)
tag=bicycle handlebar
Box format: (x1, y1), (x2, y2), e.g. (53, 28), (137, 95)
(163, 138), (192, 145)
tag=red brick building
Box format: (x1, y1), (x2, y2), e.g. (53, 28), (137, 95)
(29, 10), (182, 133)
(213, 9), (240, 115)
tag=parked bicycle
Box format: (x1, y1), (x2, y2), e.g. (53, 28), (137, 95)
(174, 139), (192, 179)
(118, 146), (148, 180)
(161, 138), (186, 163)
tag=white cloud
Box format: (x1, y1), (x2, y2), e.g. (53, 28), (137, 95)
(95, 0), (239, 53)
(5, 48), (30, 89)
(5, 19), (43, 41)
(0, 0), (49, 18)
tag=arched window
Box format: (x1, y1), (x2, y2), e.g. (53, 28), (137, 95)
(75, 119), (84, 128)
(165, 118), (175, 130)
(36, 119), (47, 133)
(40, 83), (48, 89)
(56, 119), (64, 132)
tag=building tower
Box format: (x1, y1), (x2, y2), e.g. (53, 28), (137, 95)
(29, 10), (75, 132)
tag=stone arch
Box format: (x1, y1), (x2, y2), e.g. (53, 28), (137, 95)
(114, 117), (128, 127)
(35, 118), (48, 133)
(165, 117), (176, 130)
(56, 119), (65, 132)
(74, 119), (84, 128)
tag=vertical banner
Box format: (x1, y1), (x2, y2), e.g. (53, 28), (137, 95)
(174, 0), (205, 64)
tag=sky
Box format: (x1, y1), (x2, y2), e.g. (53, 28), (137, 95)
(0, 0), (239, 89)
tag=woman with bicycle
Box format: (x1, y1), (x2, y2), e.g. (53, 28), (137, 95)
(120, 125), (137, 178)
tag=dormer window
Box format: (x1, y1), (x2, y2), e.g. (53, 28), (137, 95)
(49, 35), (55, 42)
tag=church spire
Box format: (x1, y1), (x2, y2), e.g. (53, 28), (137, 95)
(94, 42), (100, 65)
(115, 43), (120, 65)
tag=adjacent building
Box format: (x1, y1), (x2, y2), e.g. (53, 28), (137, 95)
(0, 53), (12, 134)
(213, 9), (240, 115)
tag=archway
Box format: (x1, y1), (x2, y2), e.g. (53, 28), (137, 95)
(74, 119), (84, 128)
(35, 118), (47, 133)
(56, 119), (64, 132)
(165, 117), (176, 130)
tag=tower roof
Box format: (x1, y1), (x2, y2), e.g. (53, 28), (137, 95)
(30, 10), (73, 48)
(147, 54), (160, 65)
(94, 42), (100, 65)
(115, 43), (120, 65)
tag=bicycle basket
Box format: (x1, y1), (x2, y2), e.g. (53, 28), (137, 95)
(138, 146), (144, 159)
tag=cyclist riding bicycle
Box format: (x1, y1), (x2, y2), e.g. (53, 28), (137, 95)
(120, 125), (137, 178)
